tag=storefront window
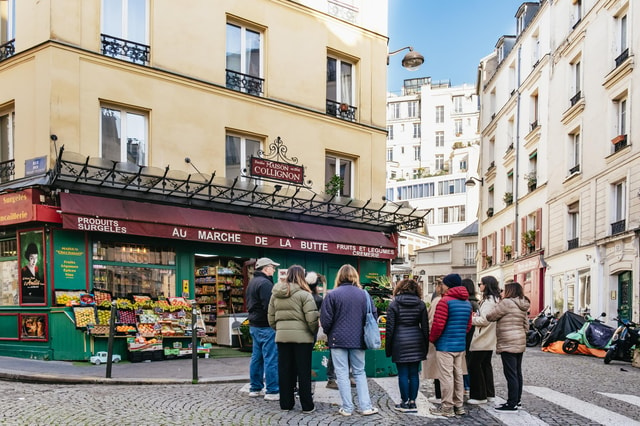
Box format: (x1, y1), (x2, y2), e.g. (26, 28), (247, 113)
(92, 242), (176, 299)
(578, 271), (591, 314)
(552, 275), (563, 314)
(0, 238), (18, 305)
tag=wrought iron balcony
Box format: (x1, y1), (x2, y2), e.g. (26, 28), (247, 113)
(611, 219), (626, 235)
(613, 134), (628, 153)
(567, 237), (579, 250)
(570, 91), (582, 106)
(327, 0), (359, 24)
(530, 120), (538, 131)
(0, 159), (15, 183)
(0, 39), (15, 62)
(569, 164), (580, 175)
(615, 48), (629, 68)
(464, 258), (476, 266)
(226, 69), (264, 96)
(101, 34), (150, 65)
(326, 100), (357, 122)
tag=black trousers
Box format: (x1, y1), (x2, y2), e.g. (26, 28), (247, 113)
(277, 342), (314, 411)
(500, 352), (523, 407)
(467, 350), (495, 400)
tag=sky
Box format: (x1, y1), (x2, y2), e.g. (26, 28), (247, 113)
(387, 0), (527, 93)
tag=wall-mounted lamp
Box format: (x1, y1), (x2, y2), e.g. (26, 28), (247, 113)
(387, 46), (425, 71)
(465, 176), (484, 187)
(184, 157), (202, 174)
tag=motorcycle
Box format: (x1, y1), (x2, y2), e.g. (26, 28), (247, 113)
(562, 312), (615, 354)
(526, 306), (557, 347)
(604, 317), (639, 364)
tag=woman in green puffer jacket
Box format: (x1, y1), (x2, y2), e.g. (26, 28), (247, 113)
(268, 265), (319, 413)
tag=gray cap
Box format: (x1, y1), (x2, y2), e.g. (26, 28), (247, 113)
(255, 257), (280, 269)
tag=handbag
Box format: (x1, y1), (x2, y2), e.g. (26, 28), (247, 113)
(363, 289), (381, 349)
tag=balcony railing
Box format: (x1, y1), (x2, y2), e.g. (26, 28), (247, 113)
(567, 237), (579, 250)
(326, 100), (357, 122)
(615, 48), (629, 68)
(569, 164), (580, 175)
(327, 0), (359, 24)
(570, 91), (582, 106)
(0, 39), (15, 62)
(464, 258), (475, 266)
(611, 219), (626, 235)
(101, 34), (150, 65)
(613, 134), (628, 153)
(0, 159), (15, 183)
(226, 69), (264, 96)
(530, 120), (538, 131)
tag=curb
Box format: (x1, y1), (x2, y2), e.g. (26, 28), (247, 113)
(0, 371), (249, 386)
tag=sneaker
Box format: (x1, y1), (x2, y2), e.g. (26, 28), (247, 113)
(326, 380), (338, 389)
(394, 402), (410, 412)
(466, 399), (488, 405)
(517, 401), (522, 407)
(360, 407), (379, 416)
(428, 397), (442, 404)
(429, 406), (454, 417)
(464, 390), (470, 397)
(248, 390), (263, 397)
(408, 401), (417, 411)
(302, 407), (316, 414)
(454, 406), (466, 416)
(338, 408), (352, 416)
(350, 377), (357, 388)
(495, 403), (518, 412)
(487, 396), (496, 402)
(264, 393), (279, 401)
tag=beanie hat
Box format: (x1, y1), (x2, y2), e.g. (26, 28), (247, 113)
(305, 271), (319, 287)
(442, 273), (462, 288)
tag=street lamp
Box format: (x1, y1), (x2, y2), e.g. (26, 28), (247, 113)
(465, 176), (483, 187)
(387, 46), (425, 71)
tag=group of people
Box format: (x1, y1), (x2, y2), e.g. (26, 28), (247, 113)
(244, 256), (530, 418)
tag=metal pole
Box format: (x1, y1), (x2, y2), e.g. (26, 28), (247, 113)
(191, 302), (198, 383)
(106, 300), (117, 379)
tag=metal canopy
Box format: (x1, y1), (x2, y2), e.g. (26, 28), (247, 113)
(50, 147), (428, 232)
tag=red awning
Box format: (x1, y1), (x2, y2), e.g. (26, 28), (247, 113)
(60, 193), (396, 259)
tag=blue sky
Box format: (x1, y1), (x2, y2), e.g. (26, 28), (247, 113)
(387, 0), (526, 93)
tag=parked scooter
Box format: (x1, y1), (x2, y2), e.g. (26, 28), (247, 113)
(562, 312), (615, 354)
(604, 317), (639, 364)
(526, 306), (557, 347)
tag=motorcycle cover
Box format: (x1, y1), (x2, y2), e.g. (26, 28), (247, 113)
(585, 322), (614, 348)
(541, 311), (584, 347)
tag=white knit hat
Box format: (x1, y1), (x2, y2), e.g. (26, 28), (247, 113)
(305, 271), (318, 286)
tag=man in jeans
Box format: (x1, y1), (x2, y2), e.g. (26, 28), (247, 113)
(246, 257), (280, 401)
(428, 273), (472, 417)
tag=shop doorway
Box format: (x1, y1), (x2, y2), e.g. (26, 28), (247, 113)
(617, 271), (632, 322)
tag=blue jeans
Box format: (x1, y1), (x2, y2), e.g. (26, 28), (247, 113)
(396, 362), (420, 402)
(331, 348), (372, 413)
(249, 326), (279, 394)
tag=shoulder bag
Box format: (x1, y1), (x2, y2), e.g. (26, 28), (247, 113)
(363, 289), (381, 349)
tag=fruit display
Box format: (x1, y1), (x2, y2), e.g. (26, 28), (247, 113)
(137, 323), (156, 335)
(80, 293), (95, 306)
(117, 309), (137, 324)
(115, 324), (137, 334)
(94, 290), (112, 305)
(73, 307), (97, 328)
(139, 310), (159, 324)
(55, 291), (82, 306)
(168, 297), (190, 308)
(97, 308), (111, 325)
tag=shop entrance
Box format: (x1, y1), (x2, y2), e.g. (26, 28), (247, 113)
(617, 271), (632, 322)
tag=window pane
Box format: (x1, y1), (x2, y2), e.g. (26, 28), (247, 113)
(340, 159), (351, 197)
(0, 259), (18, 306)
(127, 0), (146, 43)
(326, 58), (337, 101)
(101, 108), (121, 163)
(102, 0), (123, 37)
(0, 113), (10, 162)
(126, 112), (145, 165)
(245, 29), (261, 77)
(245, 139), (260, 169)
(226, 24), (241, 72)
(340, 62), (352, 104)
(225, 135), (241, 178)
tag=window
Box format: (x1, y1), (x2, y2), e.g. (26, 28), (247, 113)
(573, 0), (582, 27)
(530, 93), (539, 128)
(569, 132), (580, 174)
(435, 131), (444, 147)
(101, 0), (149, 63)
(578, 271), (591, 314)
(435, 154), (444, 171)
(413, 145), (421, 160)
(527, 152), (538, 190)
(454, 119), (463, 135)
(616, 98), (627, 137)
(0, 108), (14, 162)
(464, 243), (477, 266)
(459, 157), (467, 171)
(387, 125), (394, 140)
(435, 106), (444, 123)
(325, 154), (353, 198)
(327, 56), (355, 118)
(568, 202), (579, 249)
(225, 134), (260, 180)
(438, 179), (466, 195)
(0, 0), (15, 45)
(413, 123), (421, 139)
(453, 96), (463, 113)
(389, 103), (400, 119)
(0, 238), (17, 306)
(226, 23), (263, 95)
(100, 106), (147, 166)
(615, 14), (628, 67)
(386, 148), (393, 162)
(407, 101), (418, 118)
(611, 181), (626, 234)
(570, 61), (581, 105)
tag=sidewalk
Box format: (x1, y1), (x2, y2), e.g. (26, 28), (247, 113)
(0, 350), (250, 385)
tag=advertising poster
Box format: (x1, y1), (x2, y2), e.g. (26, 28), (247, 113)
(20, 314), (48, 340)
(19, 230), (46, 305)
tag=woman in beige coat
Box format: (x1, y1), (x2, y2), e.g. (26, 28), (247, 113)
(466, 276), (501, 404)
(486, 281), (530, 412)
(424, 279), (443, 403)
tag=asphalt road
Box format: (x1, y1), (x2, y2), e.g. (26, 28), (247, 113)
(0, 348), (639, 425)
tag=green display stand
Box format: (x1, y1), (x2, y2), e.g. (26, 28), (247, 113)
(311, 350), (330, 381)
(365, 349), (397, 377)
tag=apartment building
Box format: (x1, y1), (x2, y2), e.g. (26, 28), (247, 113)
(477, 0), (639, 323)
(0, 0), (425, 360)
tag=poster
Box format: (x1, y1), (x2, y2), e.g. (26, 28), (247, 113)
(20, 314), (47, 340)
(19, 230), (46, 305)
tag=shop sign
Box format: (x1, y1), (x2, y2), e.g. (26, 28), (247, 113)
(0, 189), (37, 226)
(52, 230), (88, 291)
(62, 215), (396, 259)
(250, 157), (304, 185)
(514, 255), (542, 274)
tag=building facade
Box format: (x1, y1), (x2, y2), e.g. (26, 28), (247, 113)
(0, 0), (426, 360)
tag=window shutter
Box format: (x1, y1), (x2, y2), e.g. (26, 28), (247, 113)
(500, 227), (506, 263)
(492, 231), (497, 263)
(481, 236), (487, 269)
(535, 208), (542, 248)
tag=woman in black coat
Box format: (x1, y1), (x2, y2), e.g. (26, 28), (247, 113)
(385, 279), (429, 413)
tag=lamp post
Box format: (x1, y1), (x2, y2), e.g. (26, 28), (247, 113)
(387, 46), (425, 71)
(465, 176), (483, 187)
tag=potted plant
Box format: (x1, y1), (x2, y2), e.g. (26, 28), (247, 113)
(503, 192), (513, 205)
(324, 175), (344, 197)
(525, 172), (537, 191)
(503, 245), (512, 260)
(485, 255), (493, 267)
(523, 230), (536, 251)
(486, 207), (494, 217)
(239, 319), (252, 352)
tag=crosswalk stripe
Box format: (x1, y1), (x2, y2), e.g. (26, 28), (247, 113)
(525, 386), (640, 426)
(480, 396), (549, 426)
(597, 392), (640, 407)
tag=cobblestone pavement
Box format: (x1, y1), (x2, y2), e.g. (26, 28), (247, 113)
(0, 348), (639, 425)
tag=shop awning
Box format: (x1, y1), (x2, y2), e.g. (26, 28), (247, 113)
(60, 193), (397, 259)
